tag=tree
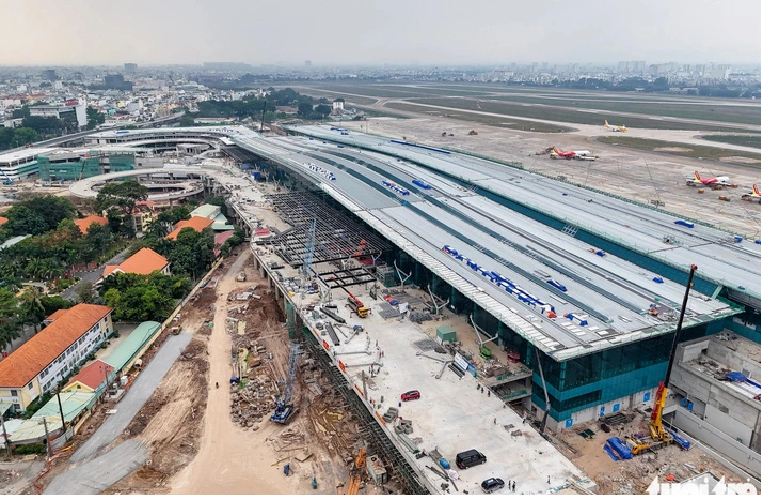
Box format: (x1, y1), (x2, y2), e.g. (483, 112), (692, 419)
(11, 127), (37, 146)
(0, 318), (22, 350)
(3, 205), (47, 236)
(40, 296), (71, 315)
(298, 102), (314, 117)
(0, 287), (17, 320)
(86, 107), (106, 130)
(95, 180), (148, 216)
(15, 196), (75, 232)
(314, 104), (332, 119)
(18, 289), (45, 334)
(168, 227), (214, 278)
(179, 114), (196, 126)
(77, 282), (94, 303)
(12, 106), (30, 120)
(81, 223), (113, 261)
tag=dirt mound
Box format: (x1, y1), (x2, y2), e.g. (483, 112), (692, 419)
(121, 335), (209, 478)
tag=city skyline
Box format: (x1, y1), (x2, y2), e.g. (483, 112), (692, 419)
(5, 0), (761, 66)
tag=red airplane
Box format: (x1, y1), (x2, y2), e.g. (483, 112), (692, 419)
(693, 171), (731, 186)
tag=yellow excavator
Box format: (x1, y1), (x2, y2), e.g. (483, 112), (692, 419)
(337, 449), (366, 495)
(627, 264), (697, 455)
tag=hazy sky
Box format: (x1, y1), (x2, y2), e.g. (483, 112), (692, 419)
(4, 0), (760, 66)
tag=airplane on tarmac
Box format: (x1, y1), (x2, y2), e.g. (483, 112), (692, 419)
(742, 184), (761, 203)
(690, 171), (732, 186)
(550, 147), (592, 160)
(604, 120), (628, 132)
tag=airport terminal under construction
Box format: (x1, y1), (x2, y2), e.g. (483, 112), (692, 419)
(80, 125), (761, 493)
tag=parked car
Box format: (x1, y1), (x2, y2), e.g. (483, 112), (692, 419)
(456, 449), (487, 469)
(401, 390), (420, 401)
(481, 478), (505, 493)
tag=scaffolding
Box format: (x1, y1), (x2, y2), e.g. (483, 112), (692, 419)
(266, 191), (390, 268)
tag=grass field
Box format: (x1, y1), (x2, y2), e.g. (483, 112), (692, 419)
(410, 98), (740, 132)
(701, 134), (761, 150)
(385, 102), (576, 133)
(291, 81), (755, 132)
(485, 94), (761, 127)
(596, 136), (761, 165)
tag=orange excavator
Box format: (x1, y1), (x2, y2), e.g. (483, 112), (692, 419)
(337, 449), (366, 495)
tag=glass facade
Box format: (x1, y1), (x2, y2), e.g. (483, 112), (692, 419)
(37, 151), (135, 181)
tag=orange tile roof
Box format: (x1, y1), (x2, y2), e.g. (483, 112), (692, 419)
(112, 247), (169, 276)
(66, 359), (113, 390)
(46, 308), (70, 321)
(0, 216), (8, 226)
(103, 265), (119, 277)
(165, 216), (214, 240)
(74, 215), (109, 234)
(0, 304), (112, 388)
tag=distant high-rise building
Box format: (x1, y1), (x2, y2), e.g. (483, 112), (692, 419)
(633, 61), (646, 74)
(42, 69), (57, 80)
(305, 60), (312, 68)
(104, 74), (133, 90)
(124, 63), (138, 74)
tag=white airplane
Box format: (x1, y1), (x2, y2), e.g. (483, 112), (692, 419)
(604, 120), (628, 132)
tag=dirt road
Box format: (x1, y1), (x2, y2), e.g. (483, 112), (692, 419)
(169, 250), (298, 495)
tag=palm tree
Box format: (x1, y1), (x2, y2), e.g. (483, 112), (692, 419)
(0, 318), (22, 351)
(19, 289), (45, 334)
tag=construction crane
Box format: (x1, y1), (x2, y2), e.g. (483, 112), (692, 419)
(337, 449), (366, 495)
(344, 289), (369, 318)
(627, 264), (697, 455)
(270, 343), (301, 424)
(0, 168), (13, 185)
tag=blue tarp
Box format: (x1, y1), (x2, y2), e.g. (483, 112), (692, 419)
(606, 437), (633, 460)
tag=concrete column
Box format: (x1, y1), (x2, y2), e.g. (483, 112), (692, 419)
(498, 321), (505, 347)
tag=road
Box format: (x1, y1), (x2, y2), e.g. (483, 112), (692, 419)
(69, 332), (192, 463)
(43, 439), (148, 495)
(61, 247), (131, 302)
(169, 250), (294, 495)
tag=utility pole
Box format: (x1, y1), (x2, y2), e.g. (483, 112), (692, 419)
(56, 384), (66, 433)
(41, 417), (52, 457)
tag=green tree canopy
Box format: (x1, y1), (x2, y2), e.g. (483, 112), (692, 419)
(95, 180), (148, 216)
(12, 127), (38, 146)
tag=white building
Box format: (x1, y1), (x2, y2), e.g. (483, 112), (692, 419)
(0, 147), (56, 181)
(0, 304), (114, 412)
(29, 101), (87, 128)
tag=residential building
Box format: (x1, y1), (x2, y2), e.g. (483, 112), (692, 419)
(74, 215), (109, 234)
(102, 247), (170, 278)
(191, 204), (231, 231)
(0, 304), (113, 412)
(124, 63), (138, 74)
(63, 359), (114, 393)
(29, 101), (86, 129)
(104, 74), (133, 91)
(165, 216), (213, 240)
